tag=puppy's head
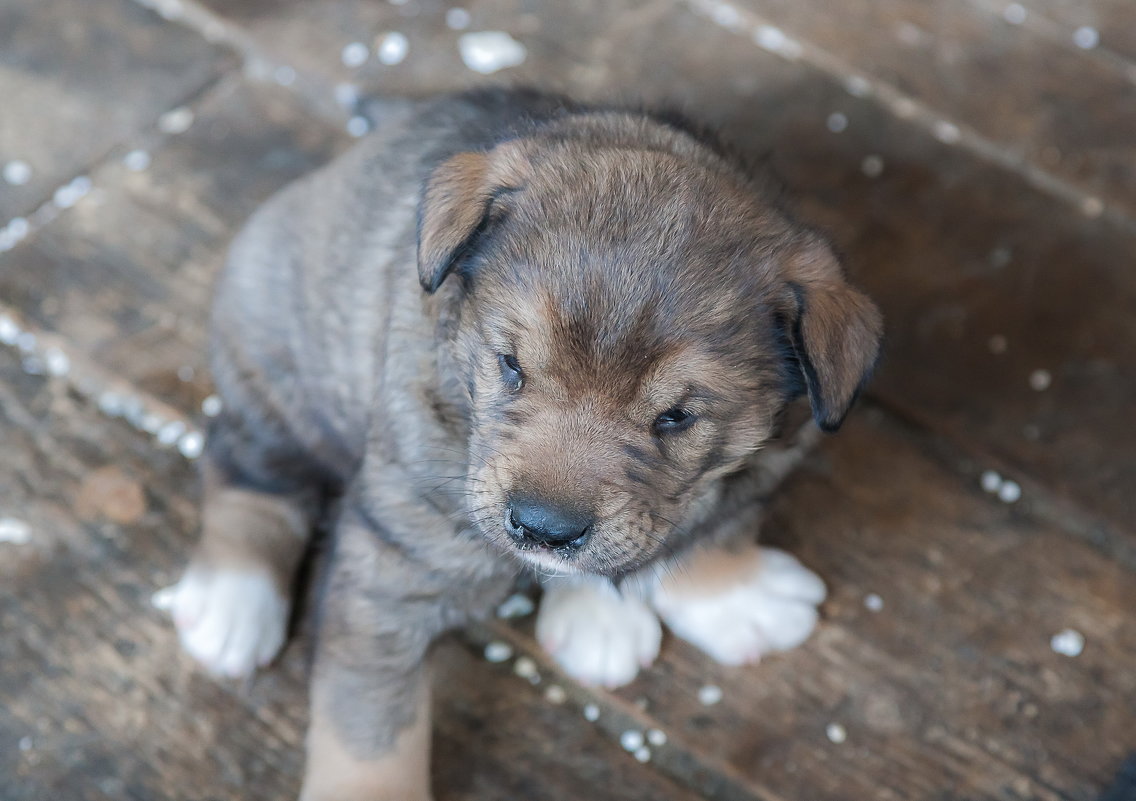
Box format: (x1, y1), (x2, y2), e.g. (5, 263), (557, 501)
(418, 117), (882, 577)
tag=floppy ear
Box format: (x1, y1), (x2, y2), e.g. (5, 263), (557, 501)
(417, 144), (529, 293)
(780, 239), (883, 432)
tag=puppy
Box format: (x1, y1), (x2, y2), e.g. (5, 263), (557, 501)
(168, 88), (882, 800)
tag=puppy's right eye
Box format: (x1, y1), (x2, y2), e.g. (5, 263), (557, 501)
(497, 353), (524, 391)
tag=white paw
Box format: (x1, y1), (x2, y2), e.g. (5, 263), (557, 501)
(536, 578), (662, 688)
(652, 547), (826, 666)
(165, 566), (289, 679)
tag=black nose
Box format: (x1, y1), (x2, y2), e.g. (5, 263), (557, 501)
(505, 496), (593, 549)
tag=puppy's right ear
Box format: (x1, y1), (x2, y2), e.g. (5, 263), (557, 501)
(417, 144), (529, 293)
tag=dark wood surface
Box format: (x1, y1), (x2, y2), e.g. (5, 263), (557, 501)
(1, 0), (1132, 799)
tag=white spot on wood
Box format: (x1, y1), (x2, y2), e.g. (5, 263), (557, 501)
(3, 160), (32, 186)
(1028, 369), (1052, 391)
(151, 585), (177, 611)
(0, 517), (32, 544)
(334, 83), (359, 108)
(0, 315), (19, 345)
(201, 395), (223, 417)
(844, 75), (872, 98)
(1050, 628), (1084, 657)
(583, 703), (600, 722)
(18, 736), (33, 752)
(513, 655), (539, 682)
(1002, 3), (1027, 25)
(123, 150), (151, 172)
(376, 32), (409, 65)
(864, 593), (884, 612)
(1080, 196), (1104, 217)
(496, 593), (535, 619)
(484, 641), (513, 663)
(446, 8), (471, 30)
(826, 112), (848, 133)
(273, 65), (297, 86)
(346, 116), (370, 138)
(44, 347), (70, 377)
(710, 3), (741, 29)
(178, 431), (205, 460)
(646, 728), (667, 746)
(459, 31), (527, 74)
(620, 729), (645, 751)
(697, 684), (723, 705)
(633, 745), (652, 763)
(158, 107), (195, 134)
(157, 420), (186, 446)
(860, 155), (884, 177)
(980, 470), (1003, 494)
(543, 684), (567, 704)
(341, 42), (370, 68)
(997, 480), (1022, 504)
(52, 176), (92, 209)
(934, 121), (961, 144)
(826, 722), (847, 743)
(1072, 26), (1099, 50)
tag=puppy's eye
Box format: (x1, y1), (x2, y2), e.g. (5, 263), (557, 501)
(653, 407), (696, 435)
(497, 353), (524, 391)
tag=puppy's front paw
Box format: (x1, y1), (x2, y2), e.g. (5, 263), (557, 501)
(536, 578), (661, 688)
(652, 546), (826, 666)
(167, 565), (289, 679)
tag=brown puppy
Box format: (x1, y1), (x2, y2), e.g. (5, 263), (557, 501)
(167, 88), (881, 799)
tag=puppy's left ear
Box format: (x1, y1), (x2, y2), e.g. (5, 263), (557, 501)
(779, 237), (883, 432)
(417, 143), (529, 293)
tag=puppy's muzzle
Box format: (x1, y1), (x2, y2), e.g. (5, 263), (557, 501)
(504, 495), (593, 550)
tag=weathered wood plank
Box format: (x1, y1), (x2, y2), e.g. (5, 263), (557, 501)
(0, 0), (236, 221)
(0, 347), (704, 800)
(491, 409), (1136, 801)
(0, 74), (347, 413)
(717, 0), (1136, 219)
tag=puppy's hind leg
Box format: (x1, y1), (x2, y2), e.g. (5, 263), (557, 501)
(171, 413), (323, 679)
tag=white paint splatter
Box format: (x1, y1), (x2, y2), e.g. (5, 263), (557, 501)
(376, 32), (409, 65)
(980, 470), (1003, 494)
(151, 585), (177, 611)
(346, 116), (371, 138)
(178, 431), (205, 460)
(201, 395), (223, 417)
(459, 31), (527, 74)
(1072, 26), (1099, 50)
(646, 728), (667, 746)
(826, 112), (848, 133)
(697, 684), (722, 705)
(1029, 369), (1052, 391)
(3, 160), (32, 186)
(864, 593), (884, 612)
(544, 684), (567, 704)
(496, 593), (535, 619)
(633, 745), (651, 763)
(1080, 196), (1104, 217)
(934, 121), (961, 144)
(826, 722), (847, 743)
(1002, 3), (1027, 25)
(997, 480), (1022, 504)
(52, 176), (92, 209)
(1050, 628), (1084, 657)
(620, 729), (645, 751)
(513, 656), (539, 682)
(844, 75), (872, 98)
(44, 347), (70, 377)
(583, 703), (600, 722)
(484, 641), (513, 663)
(860, 155), (884, 177)
(158, 107), (195, 134)
(123, 150), (151, 172)
(0, 517), (32, 544)
(341, 42), (370, 68)
(446, 7), (471, 30)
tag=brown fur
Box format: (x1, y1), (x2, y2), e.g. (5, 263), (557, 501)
(183, 89), (882, 798)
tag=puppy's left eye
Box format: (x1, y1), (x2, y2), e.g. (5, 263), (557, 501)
(498, 353), (524, 391)
(653, 407), (696, 435)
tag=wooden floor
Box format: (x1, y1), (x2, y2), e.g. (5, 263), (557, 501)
(2, 0), (1134, 798)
